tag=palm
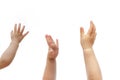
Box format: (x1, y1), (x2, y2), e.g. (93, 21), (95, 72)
(11, 24), (29, 43)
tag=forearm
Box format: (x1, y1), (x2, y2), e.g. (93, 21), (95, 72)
(0, 41), (19, 69)
(83, 48), (102, 80)
(43, 59), (56, 80)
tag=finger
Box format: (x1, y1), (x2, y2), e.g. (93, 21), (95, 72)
(49, 35), (54, 43)
(45, 35), (55, 47)
(22, 31), (29, 38)
(14, 24), (17, 33)
(48, 38), (59, 51)
(46, 35), (54, 43)
(56, 39), (59, 48)
(80, 27), (84, 37)
(20, 25), (25, 34)
(91, 21), (96, 34)
(18, 23), (21, 33)
(87, 21), (93, 35)
(45, 35), (51, 46)
(49, 35), (56, 48)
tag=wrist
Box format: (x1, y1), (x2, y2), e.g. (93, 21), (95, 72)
(47, 58), (56, 62)
(11, 40), (19, 46)
(83, 48), (93, 51)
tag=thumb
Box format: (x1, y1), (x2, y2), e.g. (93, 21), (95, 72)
(80, 27), (84, 37)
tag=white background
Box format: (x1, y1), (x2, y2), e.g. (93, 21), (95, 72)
(0, 0), (120, 80)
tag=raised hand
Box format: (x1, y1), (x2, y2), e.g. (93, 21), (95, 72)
(11, 23), (29, 44)
(0, 23), (29, 69)
(45, 35), (59, 60)
(80, 21), (96, 49)
(80, 21), (102, 80)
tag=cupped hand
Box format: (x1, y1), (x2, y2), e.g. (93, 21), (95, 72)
(80, 21), (96, 49)
(45, 35), (59, 60)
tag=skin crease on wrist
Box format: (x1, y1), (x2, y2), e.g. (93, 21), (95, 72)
(80, 21), (102, 80)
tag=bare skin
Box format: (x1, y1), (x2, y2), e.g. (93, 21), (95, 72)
(80, 21), (102, 80)
(43, 35), (59, 80)
(43, 21), (102, 80)
(0, 24), (29, 69)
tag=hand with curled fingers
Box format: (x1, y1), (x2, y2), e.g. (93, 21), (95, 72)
(45, 35), (59, 60)
(80, 21), (97, 49)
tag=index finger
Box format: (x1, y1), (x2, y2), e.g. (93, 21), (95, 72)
(87, 21), (94, 35)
